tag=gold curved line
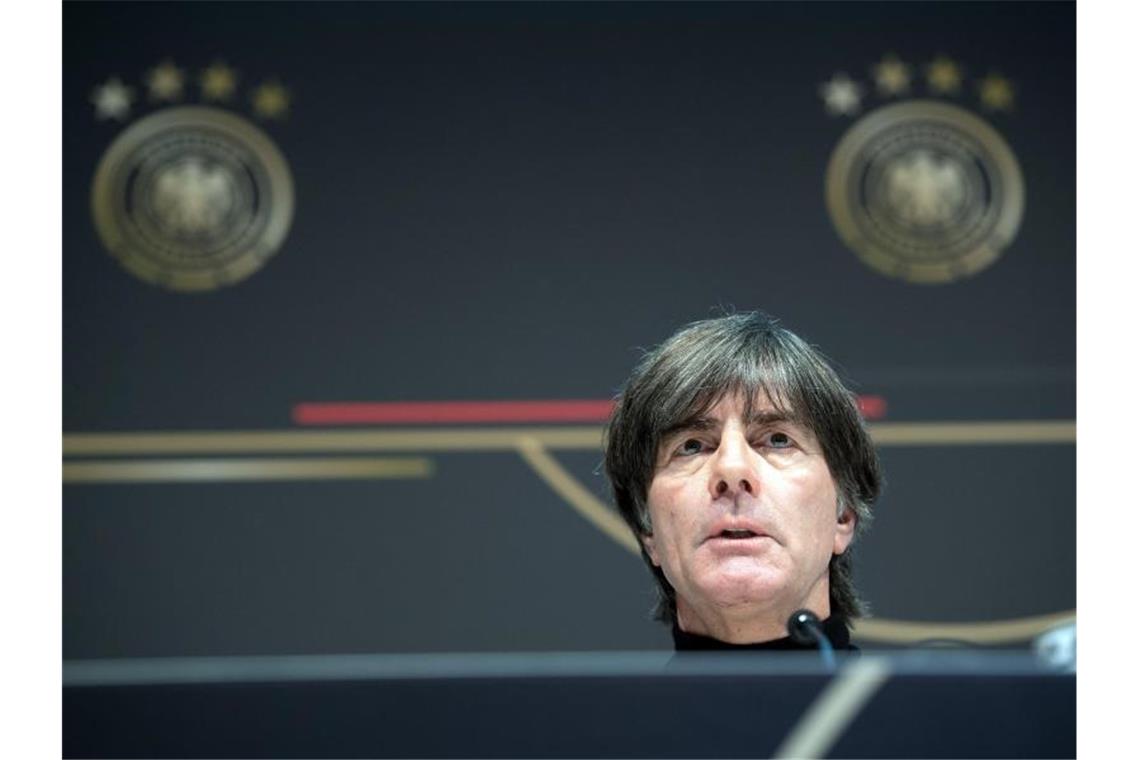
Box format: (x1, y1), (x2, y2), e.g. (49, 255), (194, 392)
(514, 440), (1074, 645)
(514, 436), (640, 554)
(62, 420), (1073, 457)
(62, 425), (1075, 643)
(853, 611), (1076, 644)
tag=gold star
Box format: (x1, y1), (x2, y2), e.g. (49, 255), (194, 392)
(146, 60), (184, 102)
(90, 77), (134, 120)
(200, 62), (237, 102)
(819, 72), (864, 116)
(978, 73), (1015, 111)
(252, 80), (290, 119)
(926, 56), (962, 94)
(872, 54), (912, 97)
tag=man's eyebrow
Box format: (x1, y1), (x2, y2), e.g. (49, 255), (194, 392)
(746, 410), (795, 426)
(662, 416), (717, 437)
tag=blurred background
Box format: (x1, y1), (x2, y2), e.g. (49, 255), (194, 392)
(63, 0), (1074, 658)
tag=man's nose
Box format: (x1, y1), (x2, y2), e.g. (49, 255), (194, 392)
(708, 432), (759, 498)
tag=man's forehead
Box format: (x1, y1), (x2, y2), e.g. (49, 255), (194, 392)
(668, 390), (802, 431)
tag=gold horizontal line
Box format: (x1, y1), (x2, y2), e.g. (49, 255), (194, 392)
(63, 427), (605, 456)
(63, 456), (434, 484)
(869, 420), (1075, 445)
(62, 420), (1074, 457)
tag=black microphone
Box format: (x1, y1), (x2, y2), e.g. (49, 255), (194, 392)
(787, 609), (836, 670)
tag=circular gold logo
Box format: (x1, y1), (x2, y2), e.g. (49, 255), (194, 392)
(825, 100), (1024, 284)
(91, 106), (294, 291)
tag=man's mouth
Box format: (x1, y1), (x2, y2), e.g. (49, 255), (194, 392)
(707, 522), (771, 540)
(703, 521), (773, 553)
(717, 528), (760, 539)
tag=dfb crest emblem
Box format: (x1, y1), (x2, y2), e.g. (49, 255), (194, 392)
(90, 63), (294, 291)
(821, 57), (1024, 284)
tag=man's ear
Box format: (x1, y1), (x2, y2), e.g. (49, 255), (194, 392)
(833, 507), (856, 555)
(641, 532), (661, 566)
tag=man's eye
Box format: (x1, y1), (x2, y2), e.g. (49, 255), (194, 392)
(677, 438), (705, 456)
(767, 432), (793, 448)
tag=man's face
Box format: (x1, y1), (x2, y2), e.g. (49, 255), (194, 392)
(642, 392), (855, 625)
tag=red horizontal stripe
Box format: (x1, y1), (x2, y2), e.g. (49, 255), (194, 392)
(293, 400), (617, 426)
(293, 395), (886, 426)
(856, 395), (888, 420)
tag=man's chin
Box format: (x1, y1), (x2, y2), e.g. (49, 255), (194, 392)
(696, 570), (789, 610)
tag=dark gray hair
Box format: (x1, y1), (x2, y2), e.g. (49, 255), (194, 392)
(603, 312), (882, 626)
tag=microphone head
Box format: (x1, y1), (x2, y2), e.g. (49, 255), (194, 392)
(787, 609), (822, 646)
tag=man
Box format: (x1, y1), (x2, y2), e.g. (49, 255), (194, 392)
(604, 312), (882, 651)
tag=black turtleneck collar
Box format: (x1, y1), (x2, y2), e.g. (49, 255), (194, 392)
(671, 615), (856, 651)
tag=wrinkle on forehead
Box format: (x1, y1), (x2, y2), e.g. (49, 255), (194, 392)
(664, 383), (804, 438)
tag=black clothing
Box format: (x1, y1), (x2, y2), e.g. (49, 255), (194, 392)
(671, 615), (857, 651)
